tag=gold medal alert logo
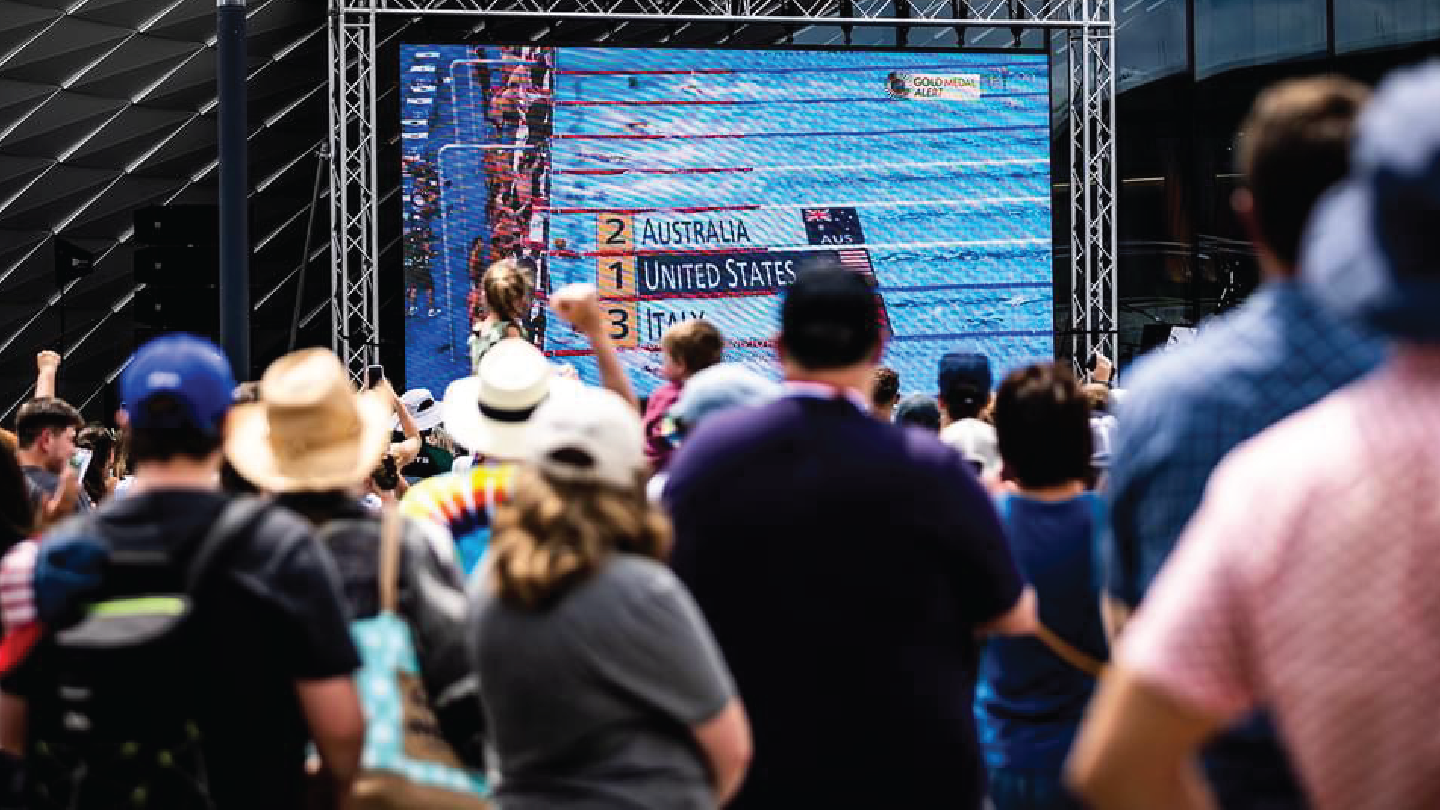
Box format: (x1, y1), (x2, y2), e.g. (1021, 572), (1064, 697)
(885, 72), (982, 101)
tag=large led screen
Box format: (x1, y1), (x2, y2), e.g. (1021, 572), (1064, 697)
(401, 45), (1052, 399)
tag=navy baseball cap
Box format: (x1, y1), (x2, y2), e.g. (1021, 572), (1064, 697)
(780, 267), (884, 368)
(1304, 61), (1440, 344)
(121, 333), (236, 434)
(938, 351), (992, 394)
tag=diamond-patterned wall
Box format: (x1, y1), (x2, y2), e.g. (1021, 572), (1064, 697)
(0, 0), (328, 420)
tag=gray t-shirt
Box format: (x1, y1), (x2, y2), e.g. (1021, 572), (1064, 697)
(470, 554), (734, 810)
(23, 466), (91, 515)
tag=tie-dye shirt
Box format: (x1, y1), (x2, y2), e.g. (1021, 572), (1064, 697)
(400, 462), (518, 577)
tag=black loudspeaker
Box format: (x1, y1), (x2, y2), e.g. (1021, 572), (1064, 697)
(133, 205), (218, 246)
(133, 206), (220, 340)
(134, 246), (218, 287)
(134, 285), (219, 334)
(54, 237), (95, 285)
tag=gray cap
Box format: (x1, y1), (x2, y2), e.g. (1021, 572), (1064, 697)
(671, 363), (781, 434)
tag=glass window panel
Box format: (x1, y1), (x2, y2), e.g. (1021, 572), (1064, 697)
(790, 26), (849, 46)
(1194, 0), (1327, 79)
(1116, 0), (1189, 90)
(1335, 0), (1440, 53)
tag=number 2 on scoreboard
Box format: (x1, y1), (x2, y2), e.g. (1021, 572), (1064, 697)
(598, 214), (633, 248)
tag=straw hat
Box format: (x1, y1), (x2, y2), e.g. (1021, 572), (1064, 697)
(442, 338), (555, 460)
(225, 349), (392, 492)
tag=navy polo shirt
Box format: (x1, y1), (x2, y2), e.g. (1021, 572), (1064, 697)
(664, 391), (1025, 810)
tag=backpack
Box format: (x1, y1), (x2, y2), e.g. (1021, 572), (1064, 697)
(22, 498), (268, 810)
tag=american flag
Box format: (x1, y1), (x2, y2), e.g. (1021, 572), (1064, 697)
(803, 208), (831, 223)
(838, 248), (872, 272)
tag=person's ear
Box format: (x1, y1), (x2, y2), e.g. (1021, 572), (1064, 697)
(1232, 188), (1262, 245)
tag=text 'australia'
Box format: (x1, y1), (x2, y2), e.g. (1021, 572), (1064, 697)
(641, 219), (752, 246)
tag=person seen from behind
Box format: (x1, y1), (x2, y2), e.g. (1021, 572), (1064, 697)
(394, 386), (454, 480)
(894, 394), (942, 432)
(1069, 62), (1440, 810)
(871, 366), (900, 422)
(664, 267), (1036, 810)
(977, 363), (1109, 810)
(938, 351), (1001, 481)
(645, 363), (780, 501)
(470, 256), (535, 373)
(644, 319), (725, 472)
(0, 333), (365, 809)
(1093, 75), (1380, 808)
(226, 348), (485, 774)
(473, 386), (751, 809)
(404, 283), (637, 577)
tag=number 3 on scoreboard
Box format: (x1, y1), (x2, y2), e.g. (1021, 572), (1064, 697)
(605, 304), (639, 348)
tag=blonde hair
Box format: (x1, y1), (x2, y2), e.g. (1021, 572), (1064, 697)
(489, 468), (672, 609)
(482, 257), (535, 324)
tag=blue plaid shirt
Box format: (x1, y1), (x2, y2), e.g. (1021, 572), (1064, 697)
(1103, 281), (1385, 605)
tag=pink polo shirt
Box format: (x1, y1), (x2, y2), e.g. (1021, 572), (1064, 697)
(1122, 348), (1440, 810)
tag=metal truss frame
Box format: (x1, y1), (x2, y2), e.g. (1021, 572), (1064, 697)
(328, 0), (1117, 382)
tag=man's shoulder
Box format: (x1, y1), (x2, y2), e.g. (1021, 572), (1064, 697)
(671, 398), (797, 459)
(225, 497), (317, 560)
(22, 465), (54, 492)
(1218, 379), (1367, 491)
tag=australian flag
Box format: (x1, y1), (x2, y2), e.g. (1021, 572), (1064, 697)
(802, 206), (866, 246)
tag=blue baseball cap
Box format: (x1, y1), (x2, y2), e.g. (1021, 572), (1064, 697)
(121, 333), (237, 434)
(938, 351), (992, 394)
(662, 363), (780, 448)
(1304, 61), (1440, 344)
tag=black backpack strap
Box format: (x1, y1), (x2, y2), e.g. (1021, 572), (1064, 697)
(184, 498), (270, 592)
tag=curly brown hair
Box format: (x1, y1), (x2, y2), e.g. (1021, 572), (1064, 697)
(489, 468), (672, 610)
(482, 257), (535, 325)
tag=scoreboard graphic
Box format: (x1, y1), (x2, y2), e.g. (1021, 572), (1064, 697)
(402, 46), (1053, 399)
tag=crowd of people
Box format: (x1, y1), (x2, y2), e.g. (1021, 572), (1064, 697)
(0, 59), (1436, 810)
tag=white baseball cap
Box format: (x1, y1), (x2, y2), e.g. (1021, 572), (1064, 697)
(941, 418), (1002, 478)
(396, 387), (444, 432)
(526, 386), (644, 490)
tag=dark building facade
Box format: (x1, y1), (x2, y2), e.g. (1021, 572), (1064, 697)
(1110, 0), (1440, 363)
